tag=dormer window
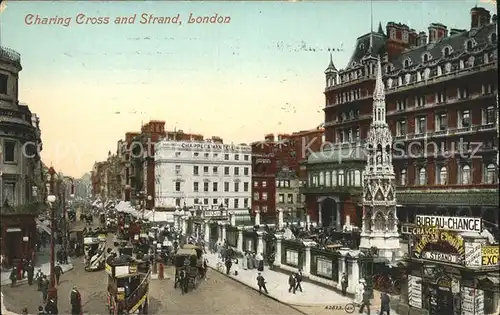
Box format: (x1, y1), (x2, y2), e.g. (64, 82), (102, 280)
(403, 58), (411, 68)
(465, 39), (475, 51)
(442, 46), (452, 57)
(422, 53), (431, 63)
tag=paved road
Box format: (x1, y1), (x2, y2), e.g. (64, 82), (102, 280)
(2, 236), (304, 314)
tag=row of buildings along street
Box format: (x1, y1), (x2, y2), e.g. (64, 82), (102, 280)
(0, 4), (498, 315)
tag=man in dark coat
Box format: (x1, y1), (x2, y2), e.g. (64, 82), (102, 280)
(70, 287), (82, 315)
(27, 262), (35, 285)
(10, 267), (18, 287)
(288, 274), (296, 294)
(40, 276), (49, 304)
(359, 288), (371, 315)
(256, 273), (268, 295)
(224, 257), (232, 275)
(45, 298), (58, 314)
(295, 269), (303, 292)
(341, 272), (348, 296)
(379, 292), (390, 315)
(54, 264), (63, 285)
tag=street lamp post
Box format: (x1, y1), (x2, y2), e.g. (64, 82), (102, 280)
(46, 167), (57, 301)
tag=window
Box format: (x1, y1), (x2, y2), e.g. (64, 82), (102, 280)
(338, 170), (344, 186)
(193, 182), (199, 192)
(204, 153), (209, 159)
(418, 167), (426, 185)
(203, 198), (209, 205)
(213, 153), (218, 158)
(224, 154), (229, 160)
(175, 182), (181, 192)
(437, 166), (447, 185)
(443, 46), (451, 57)
(459, 109), (471, 128)
(234, 167), (239, 176)
(460, 165), (471, 185)
(234, 182), (240, 192)
(403, 59), (411, 68)
(203, 166), (209, 174)
(262, 192), (267, 200)
(465, 40), (474, 51)
(422, 53), (430, 63)
(194, 198), (199, 205)
(287, 194), (293, 204)
(400, 169), (407, 185)
(213, 166), (218, 174)
(416, 96), (426, 107)
(396, 99), (406, 111)
(224, 167), (230, 175)
(436, 113), (447, 131)
(193, 152), (199, 157)
(224, 182), (229, 192)
(458, 87), (468, 99)
(0, 74), (8, 95)
(262, 206), (268, 213)
(243, 182), (249, 192)
(482, 84), (492, 95)
(175, 152), (181, 157)
(484, 106), (495, 124)
(204, 182), (209, 192)
(319, 172), (325, 185)
(262, 181), (267, 188)
(213, 182), (218, 192)
(176, 198), (181, 207)
(325, 172), (331, 187)
(175, 165), (181, 175)
(355, 128), (360, 140)
(278, 194), (284, 203)
(485, 164), (497, 184)
(416, 116), (426, 134)
(212, 198), (218, 204)
(254, 181), (259, 188)
(243, 198), (249, 208)
(244, 155), (249, 161)
(253, 192), (259, 200)
(224, 198), (229, 206)
(332, 171), (337, 186)
(193, 166), (199, 176)
(3, 140), (16, 162)
(354, 170), (361, 186)
(436, 91), (446, 104)
(396, 119), (407, 136)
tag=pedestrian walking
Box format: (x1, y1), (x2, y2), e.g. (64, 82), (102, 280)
(40, 276), (49, 304)
(341, 273), (348, 296)
(288, 274), (296, 294)
(359, 287), (371, 315)
(10, 267), (17, 287)
(256, 272), (268, 295)
(27, 262), (35, 285)
(379, 292), (390, 315)
(70, 286), (82, 315)
(35, 269), (44, 291)
(295, 269), (303, 292)
(45, 298), (58, 315)
(224, 257), (232, 275)
(54, 264), (63, 285)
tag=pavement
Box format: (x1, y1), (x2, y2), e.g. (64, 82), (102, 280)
(205, 253), (400, 315)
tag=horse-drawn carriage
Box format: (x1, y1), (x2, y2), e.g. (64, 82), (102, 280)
(174, 245), (204, 293)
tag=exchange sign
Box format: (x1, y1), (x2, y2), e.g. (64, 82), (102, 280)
(416, 215), (482, 233)
(481, 246), (499, 266)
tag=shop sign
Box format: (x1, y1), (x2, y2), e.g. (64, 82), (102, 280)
(481, 246), (499, 266)
(416, 215), (482, 233)
(464, 242), (482, 267)
(204, 210), (228, 217)
(408, 275), (422, 309)
(413, 230), (465, 264)
(461, 287), (475, 315)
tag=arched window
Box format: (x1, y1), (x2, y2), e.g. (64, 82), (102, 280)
(325, 171), (331, 187)
(319, 172), (325, 185)
(338, 170), (345, 186)
(422, 53), (430, 63)
(400, 169), (407, 185)
(354, 170), (361, 186)
(418, 167), (427, 185)
(308, 174), (313, 186)
(466, 40), (474, 51)
(485, 164), (497, 184)
(461, 165), (471, 185)
(332, 170), (338, 186)
(374, 212), (385, 232)
(439, 166), (447, 185)
(437, 66), (442, 76)
(403, 59), (411, 68)
(443, 46), (451, 57)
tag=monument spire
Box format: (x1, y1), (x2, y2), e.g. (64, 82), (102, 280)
(372, 56), (387, 126)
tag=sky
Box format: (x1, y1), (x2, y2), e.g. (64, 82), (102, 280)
(0, 0), (497, 177)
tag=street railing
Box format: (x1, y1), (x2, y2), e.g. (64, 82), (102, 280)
(0, 47), (21, 65)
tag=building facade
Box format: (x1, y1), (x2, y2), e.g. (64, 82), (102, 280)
(155, 140), (252, 220)
(302, 7), (498, 229)
(0, 46), (43, 210)
(251, 136), (277, 220)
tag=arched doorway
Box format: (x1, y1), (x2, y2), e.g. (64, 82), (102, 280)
(321, 198), (337, 227)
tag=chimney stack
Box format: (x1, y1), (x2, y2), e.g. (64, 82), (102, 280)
(470, 7), (491, 29)
(450, 28), (466, 36)
(428, 23), (448, 43)
(416, 32), (428, 46)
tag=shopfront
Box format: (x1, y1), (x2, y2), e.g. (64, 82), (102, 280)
(399, 215), (500, 315)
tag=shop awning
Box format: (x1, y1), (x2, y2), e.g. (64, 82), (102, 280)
(478, 276), (500, 285)
(6, 228), (21, 232)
